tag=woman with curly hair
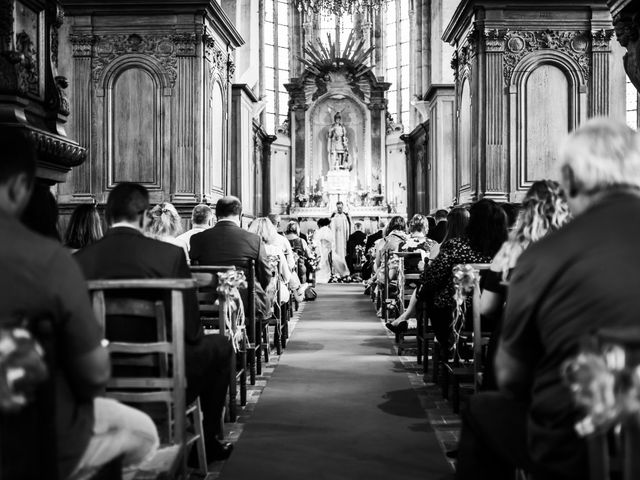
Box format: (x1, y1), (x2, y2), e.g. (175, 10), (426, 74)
(145, 202), (186, 257)
(480, 180), (570, 389)
(64, 203), (104, 253)
(429, 207), (470, 259)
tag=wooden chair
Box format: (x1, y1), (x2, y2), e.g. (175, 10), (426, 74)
(586, 327), (640, 480)
(392, 252), (423, 356)
(190, 265), (247, 422)
(0, 316), (58, 480)
(87, 279), (198, 479)
(244, 260), (259, 384)
(441, 263), (491, 413)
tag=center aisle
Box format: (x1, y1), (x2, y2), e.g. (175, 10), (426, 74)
(219, 284), (453, 480)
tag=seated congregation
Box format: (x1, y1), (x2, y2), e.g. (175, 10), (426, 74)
(0, 131), (312, 479)
(368, 118), (640, 480)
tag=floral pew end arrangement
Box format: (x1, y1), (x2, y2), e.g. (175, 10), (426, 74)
(0, 325), (48, 412)
(450, 264), (480, 361)
(216, 270), (248, 352)
(563, 346), (640, 437)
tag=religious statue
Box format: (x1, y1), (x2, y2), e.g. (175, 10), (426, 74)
(327, 112), (349, 170)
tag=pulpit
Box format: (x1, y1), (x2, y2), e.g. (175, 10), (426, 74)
(58, 0), (243, 220)
(0, 0), (85, 184)
(443, 0), (627, 204)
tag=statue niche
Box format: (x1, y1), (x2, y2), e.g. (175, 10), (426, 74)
(312, 96), (365, 190)
(327, 111), (349, 170)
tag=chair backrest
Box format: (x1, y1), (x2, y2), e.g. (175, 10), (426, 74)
(469, 264), (490, 390)
(0, 316), (57, 479)
(190, 265), (236, 337)
(87, 278), (195, 446)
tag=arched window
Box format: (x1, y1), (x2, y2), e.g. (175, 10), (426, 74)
(384, 0), (410, 131)
(264, 0), (290, 134)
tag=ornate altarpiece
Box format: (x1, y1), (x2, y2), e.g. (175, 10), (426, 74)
(285, 38), (390, 216)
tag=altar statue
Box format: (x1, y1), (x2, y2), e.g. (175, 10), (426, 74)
(327, 112), (349, 170)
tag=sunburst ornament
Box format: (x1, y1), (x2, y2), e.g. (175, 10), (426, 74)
(300, 31), (375, 80)
(292, 0), (388, 16)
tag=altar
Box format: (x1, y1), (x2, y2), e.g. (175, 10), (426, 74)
(281, 37), (405, 223)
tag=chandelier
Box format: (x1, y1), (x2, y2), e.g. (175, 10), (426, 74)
(292, 0), (388, 16)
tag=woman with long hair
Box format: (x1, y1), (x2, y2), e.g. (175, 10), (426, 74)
(429, 207), (470, 259)
(64, 203), (104, 253)
(145, 202), (186, 256)
(388, 199), (508, 353)
(480, 180), (570, 389)
(248, 217), (296, 304)
(374, 215), (407, 272)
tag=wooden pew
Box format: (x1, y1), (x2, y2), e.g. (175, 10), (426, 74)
(190, 265), (247, 422)
(87, 279), (197, 479)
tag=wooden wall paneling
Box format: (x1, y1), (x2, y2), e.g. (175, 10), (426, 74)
(171, 45), (200, 204)
(484, 31), (507, 200)
(458, 77), (472, 198)
(59, 32), (94, 202)
(591, 29), (615, 117)
(525, 65), (569, 182)
(110, 67), (159, 186)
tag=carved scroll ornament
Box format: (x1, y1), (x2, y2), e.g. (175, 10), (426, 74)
(503, 30), (591, 85)
(91, 33), (183, 87)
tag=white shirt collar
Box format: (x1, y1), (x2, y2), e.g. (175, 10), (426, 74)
(110, 222), (141, 231)
(217, 217), (241, 227)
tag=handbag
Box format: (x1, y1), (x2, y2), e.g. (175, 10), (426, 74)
(304, 287), (318, 301)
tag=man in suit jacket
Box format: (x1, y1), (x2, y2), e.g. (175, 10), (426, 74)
(190, 196), (273, 318)
(429, 209), (448, 243)
(75, 183), (233, 462)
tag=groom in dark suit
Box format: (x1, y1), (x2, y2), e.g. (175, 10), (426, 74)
(189, 196), (273, 318)
(75, 182), (234, 462)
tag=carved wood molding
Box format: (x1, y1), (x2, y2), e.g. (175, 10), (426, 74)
(502, 30), (592, 85)
(203, 33), (229, 83)
(84, 31), (202, 88)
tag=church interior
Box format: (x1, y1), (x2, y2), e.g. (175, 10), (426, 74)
(2, 0), (640, 479)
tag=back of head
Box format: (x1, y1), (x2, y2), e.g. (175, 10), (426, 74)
(378, 219), (387, 231)
(427, 216), (436, 232)
(216, 196), (242, 219)
(105, 182), (149, 225)
(285, 220), (300, 236)
(191, 203), (213, 226)
(65, 203), (104, 249)
(435, 209), (448, 221)
(501, 203), (520, 230)
(0, 129), (36, 188)
(385, 216), (406, 236)
(0, 129), (37, 217)
(444, 207), (469, 242)
(515, 179), (570, 245)
(560, 118), (640, 198)
(467, 199), (508, 257)
(267, 213), (281, 227)
(354, 221), (363, 231)
(21, 184), (60, 240)
(409, 214), (427, 234)
(146, 202), (183, 238)
(317, 217), (331, 228)
(248, 217), (278, 244)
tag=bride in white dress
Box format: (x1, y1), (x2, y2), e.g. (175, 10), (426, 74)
(313, 218), (334, 283)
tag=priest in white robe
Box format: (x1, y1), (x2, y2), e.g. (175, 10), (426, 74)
(330, 201), (351, 277)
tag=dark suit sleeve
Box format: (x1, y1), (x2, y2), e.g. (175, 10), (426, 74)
(189, 234), (200, 265)
(172, 249), (203, 345)
(255, 240), (273, 291)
